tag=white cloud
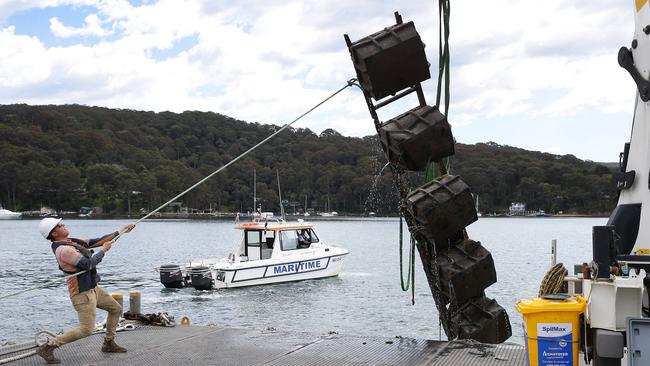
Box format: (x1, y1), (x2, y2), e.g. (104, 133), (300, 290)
(49, 13), (111, 38)
(0, 0), (99, 21)
(541, 55), (635, 115)
(0, 26), (50, 87)
(0, 0), (641, 160)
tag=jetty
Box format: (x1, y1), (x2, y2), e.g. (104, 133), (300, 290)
(1, 324), (527, 365)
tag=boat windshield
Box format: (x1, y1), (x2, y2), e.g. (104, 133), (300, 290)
(280, 228), (319, 251)
(306, 229), (319, 243)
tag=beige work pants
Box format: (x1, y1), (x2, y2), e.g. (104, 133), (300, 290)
(52, 286), (122, 346)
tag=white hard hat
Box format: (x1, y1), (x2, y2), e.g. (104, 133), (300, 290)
(39, 217), (62, 239)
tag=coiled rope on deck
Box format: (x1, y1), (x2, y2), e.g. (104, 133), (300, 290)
(0, 79), (357, 301)
(539, 263), (568, 296)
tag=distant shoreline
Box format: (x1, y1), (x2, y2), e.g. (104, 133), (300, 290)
(15, 213), (609, 220)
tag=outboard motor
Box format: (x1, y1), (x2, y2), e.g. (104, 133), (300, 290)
(159, 264), (184, 288)
(190, 266), (213, 290)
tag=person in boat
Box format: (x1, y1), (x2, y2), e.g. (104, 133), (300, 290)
(35, 218), (135, 364)
(297, 229), (311, 248)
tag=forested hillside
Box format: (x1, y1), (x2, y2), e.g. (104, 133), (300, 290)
(0, 104), (617, 215)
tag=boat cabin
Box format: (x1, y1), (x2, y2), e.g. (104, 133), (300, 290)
(235, 222), (320, 261)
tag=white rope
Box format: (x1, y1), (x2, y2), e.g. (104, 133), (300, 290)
(0, 271), (87, 301)
(0, 79), (356, 302)
(0, 342), (35, 357)
(112, 78), (356, 242)
(0, 349), (35, 364)
(93, 317), (137, 333)
(0, 330), (56, 365)
(0, 321), (136, 365)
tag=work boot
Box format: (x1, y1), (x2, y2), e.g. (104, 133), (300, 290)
(101, 339), (127, 353)
(36, 343), (60, 364)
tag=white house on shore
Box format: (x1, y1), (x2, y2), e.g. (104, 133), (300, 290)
(509, 202), (526, 216)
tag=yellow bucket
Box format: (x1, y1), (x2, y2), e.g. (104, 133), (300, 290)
(515, 295), (586, 366)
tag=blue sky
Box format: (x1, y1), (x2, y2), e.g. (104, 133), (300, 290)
(0, 0), (637, 162)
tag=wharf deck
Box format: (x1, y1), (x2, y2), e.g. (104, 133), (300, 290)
(1, 325), (527, 366)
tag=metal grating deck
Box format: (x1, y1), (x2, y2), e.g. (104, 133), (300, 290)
(1, 325), (526, 365)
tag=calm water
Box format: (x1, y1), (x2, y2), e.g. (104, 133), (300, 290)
(0, 217), (606, 344)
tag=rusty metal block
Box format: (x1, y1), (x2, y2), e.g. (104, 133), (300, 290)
(379, 105), (454, 171)
(451, 296), (512, 344)
(436, 239), (496, 304)
(406, 175), (477, 242)
(347, 21), (430, 100)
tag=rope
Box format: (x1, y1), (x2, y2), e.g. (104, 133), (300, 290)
(0, 270), (87, 301)
(410, 236), (415, 304)
(436, 0), (451, 116)
(0, 342), (35, 357)
(423, 159), (450, 183)
(0, 320), (138, 365)
(400, 0), (454, 338)
(0, 330), (55, 365)
(113, 78), (357, 241)
(0, 349), (35, 364)
(425, 0), (452, 185)
(539, 263), (568, 296)
(0, 79), (356, 301)
(398, 215), (416, 305)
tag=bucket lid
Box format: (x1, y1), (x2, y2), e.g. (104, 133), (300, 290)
(515, 295), (586, 314)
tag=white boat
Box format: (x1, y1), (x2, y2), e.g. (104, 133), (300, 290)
(0, 208), (21, 220)
(158, 218), (349, 289)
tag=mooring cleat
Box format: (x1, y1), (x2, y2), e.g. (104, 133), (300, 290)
(101, 339), (127, 353)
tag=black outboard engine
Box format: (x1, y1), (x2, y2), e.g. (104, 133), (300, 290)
(159, 264), (184, 288)
(190, 266), (213, 290)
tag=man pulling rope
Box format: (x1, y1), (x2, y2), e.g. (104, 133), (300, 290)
(0, 80), (356, 363)
(35, 218), (135, 364)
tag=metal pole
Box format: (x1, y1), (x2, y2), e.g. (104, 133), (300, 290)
(276, 169), (285, 220)
(551, 239), (557, 266)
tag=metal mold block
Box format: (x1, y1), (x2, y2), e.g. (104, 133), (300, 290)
(451, 296), (512, 344)
(347, 21), (430, 100)
(436, 239), (497, 304)
(406, 175), (477, 241)
(379, 105), (454, 171)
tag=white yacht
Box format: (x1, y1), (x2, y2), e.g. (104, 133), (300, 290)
(0, 207), (21, 220)
(158, 217), (349, 290)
